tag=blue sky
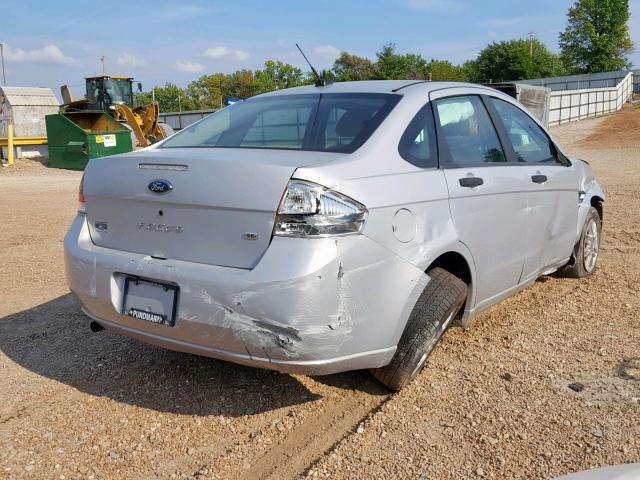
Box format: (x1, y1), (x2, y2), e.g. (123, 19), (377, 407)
(1, 0), (638, 93)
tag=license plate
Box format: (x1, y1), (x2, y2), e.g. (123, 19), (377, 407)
(122, 277), (178, 326)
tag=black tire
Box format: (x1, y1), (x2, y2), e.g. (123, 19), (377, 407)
(158, 122), (175, 139)
(559, 207), (602, 278)
(371, 267), (468, 391)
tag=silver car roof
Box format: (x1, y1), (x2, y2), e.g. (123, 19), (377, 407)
(255, 80), (497, 99)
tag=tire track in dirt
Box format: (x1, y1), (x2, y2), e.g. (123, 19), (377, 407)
(237, 390), (391, 480)
(135, 376), (391, 479)
(137, 414), (281, 480)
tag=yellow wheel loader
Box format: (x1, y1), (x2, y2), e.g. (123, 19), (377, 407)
(60, 76), (174, 147)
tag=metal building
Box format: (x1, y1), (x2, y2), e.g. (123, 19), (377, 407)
(0, 86), (59, 160)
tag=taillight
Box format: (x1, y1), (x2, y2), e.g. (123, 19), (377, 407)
(274, 180), (367, 237)
(78, 173), (86, 213)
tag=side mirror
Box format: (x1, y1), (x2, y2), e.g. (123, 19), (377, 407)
(137, 82), (143, 92)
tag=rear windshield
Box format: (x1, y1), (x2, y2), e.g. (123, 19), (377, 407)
(160, 93), (401, 153)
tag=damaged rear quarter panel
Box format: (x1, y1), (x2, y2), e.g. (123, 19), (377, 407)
(208, 235), (429, 362)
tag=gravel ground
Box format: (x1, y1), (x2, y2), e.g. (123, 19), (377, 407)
(0, 109), (638, 480)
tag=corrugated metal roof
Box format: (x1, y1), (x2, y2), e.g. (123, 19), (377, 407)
(0, 86), (59, 107)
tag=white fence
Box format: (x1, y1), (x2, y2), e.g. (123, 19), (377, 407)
(548, 72), (634, 126)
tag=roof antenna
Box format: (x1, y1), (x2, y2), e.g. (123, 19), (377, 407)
(296, 43), (332, 87)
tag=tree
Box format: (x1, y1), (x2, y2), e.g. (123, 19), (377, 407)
(426, 59), (467, 81)
(374, 43), (428, 79)
(461, 60), (480, 82)
(332, 52), (376, 81)
(135, 82), (191, 112)
(184, 73), (230, 109)
(227, 69), (259, 99)
(470, 39), (565, 83)
(255, 60), (305, 92)
(559, 0), (634, 73)
(134, 90), (153, 107)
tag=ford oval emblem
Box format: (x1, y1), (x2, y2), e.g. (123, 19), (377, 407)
(148, 179), (173, 195)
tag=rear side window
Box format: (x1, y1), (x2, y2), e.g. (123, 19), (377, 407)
(490, 98), (559, 164)
(434, 95), (506, 167)
(161, 93), (400, 153)
(398, 103), (437, 168)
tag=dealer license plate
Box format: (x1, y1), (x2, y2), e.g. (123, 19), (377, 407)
(122, 277), (178, 326)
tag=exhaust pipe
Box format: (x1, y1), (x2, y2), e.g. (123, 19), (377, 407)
(90, 321), (105, 332)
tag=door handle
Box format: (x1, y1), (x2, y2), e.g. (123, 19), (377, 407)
(459, 177), (484, 188)
(531, 174), (547, 184)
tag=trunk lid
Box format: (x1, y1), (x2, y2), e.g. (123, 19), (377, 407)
(83, 147), (340, 269)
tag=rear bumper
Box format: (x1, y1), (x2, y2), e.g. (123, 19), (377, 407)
(64, 213), (428, 375)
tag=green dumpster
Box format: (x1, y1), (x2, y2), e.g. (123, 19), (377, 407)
(45, 112), (133, 170)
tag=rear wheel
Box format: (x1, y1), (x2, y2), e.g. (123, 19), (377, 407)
(158, 122), (175, 139)
(371, 267), (467, 391)
(559, 207), (601, 278)
(121, 123), (139, 148)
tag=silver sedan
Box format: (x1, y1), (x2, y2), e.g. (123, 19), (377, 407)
(64, 80), (604, 390)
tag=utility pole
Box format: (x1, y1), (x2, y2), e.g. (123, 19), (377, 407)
(0, 43), (6, 86)
(527, 32), (535, 57)
(100, 56), (106, 75)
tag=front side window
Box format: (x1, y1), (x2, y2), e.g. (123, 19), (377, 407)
(398, 103), (437, 168)
(161, 93), (400, 153)
(490, 98), (559, 164)
(434, 95), (506, 167)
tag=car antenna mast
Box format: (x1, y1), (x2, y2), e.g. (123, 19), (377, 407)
(296, 43), (332, 87)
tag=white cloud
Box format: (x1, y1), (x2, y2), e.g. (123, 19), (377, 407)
(5, 44), (77, 65)
(203, 46), (250, 61)
(312, 45), (341, 59)
(117, 53), (147, 68)
(174, 61), (204, 73)
(405, 0), (462, 11)
(203, 46), (230, 59)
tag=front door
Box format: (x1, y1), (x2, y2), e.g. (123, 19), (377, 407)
(487, 96), (579, 280)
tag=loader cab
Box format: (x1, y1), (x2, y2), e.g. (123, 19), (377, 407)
(85, 76), (134, 112)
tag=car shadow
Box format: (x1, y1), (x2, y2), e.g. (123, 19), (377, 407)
(0, 294), (368, 417)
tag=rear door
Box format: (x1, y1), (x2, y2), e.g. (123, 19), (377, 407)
(487, 96), (578, 280)
(429, 90), (529, 307)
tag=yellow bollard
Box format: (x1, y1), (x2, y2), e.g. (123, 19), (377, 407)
(7, 123), (14, 165)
